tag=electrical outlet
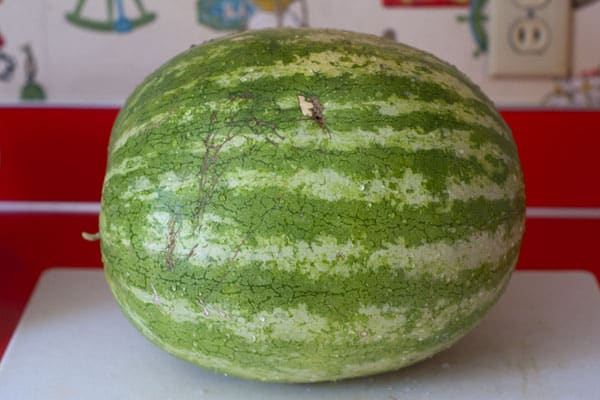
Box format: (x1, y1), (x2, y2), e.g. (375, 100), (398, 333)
(488, 0), (571, 78)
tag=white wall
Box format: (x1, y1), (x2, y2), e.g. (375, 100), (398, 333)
(0, 0), (598, 106)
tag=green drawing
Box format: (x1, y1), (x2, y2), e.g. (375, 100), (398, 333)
(456, 0), (488, 57)
(20, 44), (46, 101)
(66, 0), (156, 33)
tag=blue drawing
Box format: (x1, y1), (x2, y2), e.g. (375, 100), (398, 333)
(66, 0), (156, 33)
(197, 0), (256, 31)
(114, 0), (133, 32)
(456, 0), (488, 57)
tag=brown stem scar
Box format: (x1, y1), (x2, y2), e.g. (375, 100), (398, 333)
(298, 95), (329, 133)
(298, 95), (314, 117)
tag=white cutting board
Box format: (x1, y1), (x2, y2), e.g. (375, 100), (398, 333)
(1, 268), (599, 400)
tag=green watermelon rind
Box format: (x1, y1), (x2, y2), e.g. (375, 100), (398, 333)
(100, 28), (525, 383)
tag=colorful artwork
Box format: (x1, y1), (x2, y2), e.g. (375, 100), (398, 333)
(197, 0), (308, 31)
(65, 0), (156, 33)
(383, 0), (468, 6)
(1, 1), (46, 100)
(197, 0), (256, 31)
(456, 0), (488, 56)
(542, 67), (600, 107)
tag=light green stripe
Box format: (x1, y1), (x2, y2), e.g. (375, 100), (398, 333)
(103, 155), (148, 183)
(223, 167), (520, 204)
(109, 111), (172, 154)
(335, 95), (507, 135)
(123, 276), (507, 343)
(101, 210), (522, 281)
(224, 167), (432, 205)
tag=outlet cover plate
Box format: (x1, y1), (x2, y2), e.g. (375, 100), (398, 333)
(488, 0), (571, 78)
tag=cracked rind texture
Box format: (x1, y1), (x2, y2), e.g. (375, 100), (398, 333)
(100, 28), (525, 383)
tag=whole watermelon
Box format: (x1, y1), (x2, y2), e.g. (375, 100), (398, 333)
(100, 28), (525, 383)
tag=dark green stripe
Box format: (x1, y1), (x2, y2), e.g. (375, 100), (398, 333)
(324, 107), (518, 164)
(103, 167), (524, 255)
(206, 188), (523, 247)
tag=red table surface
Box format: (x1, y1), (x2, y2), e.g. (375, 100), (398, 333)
(1, 107), (599, 359)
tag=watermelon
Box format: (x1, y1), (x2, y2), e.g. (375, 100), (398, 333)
(99, 28), (525, 383)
